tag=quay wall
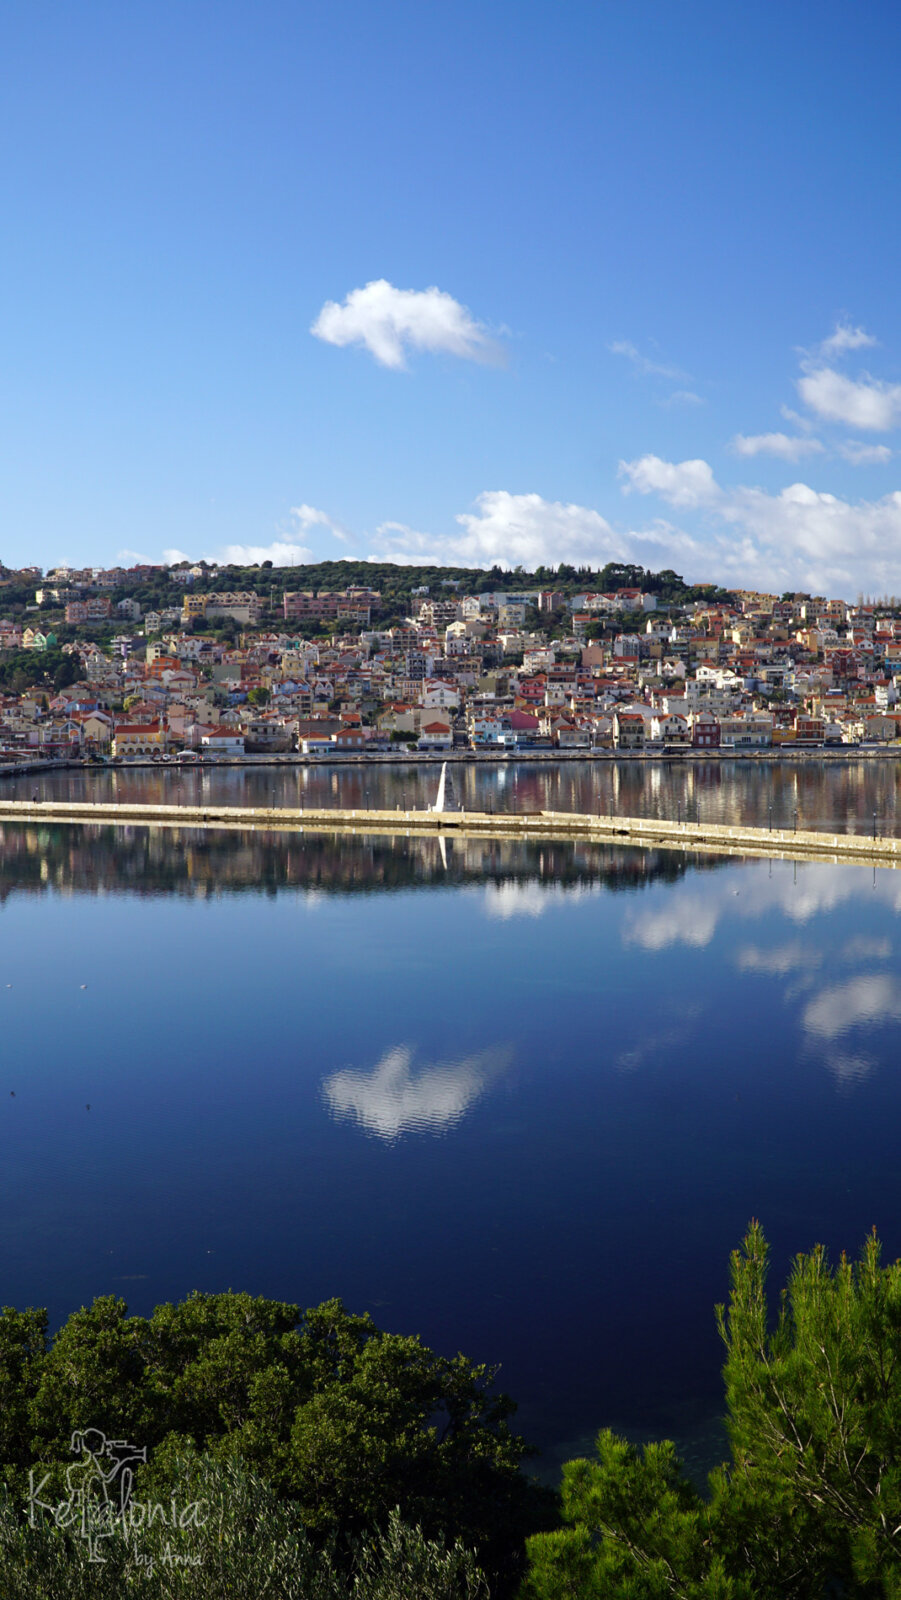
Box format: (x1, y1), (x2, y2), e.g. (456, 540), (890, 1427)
(1, 796), (900, 868)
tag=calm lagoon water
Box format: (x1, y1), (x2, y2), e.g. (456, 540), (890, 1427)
(12, 753), (901, 834)
(2, 794), (901, 1478)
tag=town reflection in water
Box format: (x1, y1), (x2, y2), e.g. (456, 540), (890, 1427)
(0, 820), (723, 902)
(11, 755), (901, 835)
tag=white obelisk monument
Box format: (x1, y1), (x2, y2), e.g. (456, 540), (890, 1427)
(431, 761), (460, 813)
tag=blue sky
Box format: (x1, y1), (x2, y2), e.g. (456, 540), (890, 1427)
(4, 0), (901, 596)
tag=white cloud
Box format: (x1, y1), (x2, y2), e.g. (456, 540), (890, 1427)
(723, 480), (901, 591)
(838, 441), (893, 466)
(797, 367), (901, 431)
(161, 540), (313, 569)
(366, 447), (901, 590)
(201, 436), (901, 589)
(368, 520), (449, 563)
(216, 540), (314, 566)
(780, 405), (817, 433)
(662, 389), (705, 407)
(367, 494), (703, 571)
(730, 432), (824, 462)
(154, 506), (345, 572)
(820, 322), (878, 357)
(610, 341), (688, 381)
(168, 418), (901, 591)
(618, 450), (901, 594)
(116, 547), (152, 564)
(290, 503), (350, 542)
(321, 1043), (510, 1140)
(618, 455), (718, 509)
(371, 491), (629, 569)
(454, 491), (625, 566)
(311, 279), (502, 370)
(145, 315), (900, 593)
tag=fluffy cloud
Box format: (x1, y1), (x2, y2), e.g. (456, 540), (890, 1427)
(454, 491), (626, 565)
(730, 432), (824, 462)
(371, 491), (630, 569)
(618, 455), (718, 508)
(311, 279), (501, 370)
(345, 449), (901, 590)
(160, 539), (314, 568)
(797, 367), (901, 431)
(838, 440), (893, 465)
(215, 540), (314, 566)
(290, 503), (350, 542)
(820, 322), (878, 356)
(618, 449), (901, 593)
(367, 488), (705, 571)
(171, 452), (901, 589)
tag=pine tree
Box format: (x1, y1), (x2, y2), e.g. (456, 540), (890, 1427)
(523, 1225), (901, 1599)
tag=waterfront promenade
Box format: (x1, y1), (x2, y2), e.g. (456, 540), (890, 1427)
(4, 793), (901, 868)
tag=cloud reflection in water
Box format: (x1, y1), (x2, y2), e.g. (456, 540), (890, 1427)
(618, 860), (901, 1090)
(322, 1044), (511, 1141)
(481, 881), (601, 919)
(736, 943), (822, 976)
(803, 974), (901, 1042)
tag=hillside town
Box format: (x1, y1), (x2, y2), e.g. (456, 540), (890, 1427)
(1, 559), (900, 761)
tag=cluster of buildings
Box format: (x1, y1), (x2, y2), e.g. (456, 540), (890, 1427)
(2, 570), (901, 761)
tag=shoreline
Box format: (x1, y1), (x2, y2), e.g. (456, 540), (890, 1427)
(0, 745), (899, 779)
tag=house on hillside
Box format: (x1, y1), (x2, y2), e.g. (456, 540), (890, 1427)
(612, 710), (645, 750)
(112, 723), (165, 758)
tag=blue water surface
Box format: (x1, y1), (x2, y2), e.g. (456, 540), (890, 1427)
(1, 820), (900, 1478)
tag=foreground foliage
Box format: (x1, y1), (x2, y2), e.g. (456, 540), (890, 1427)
(0, 1456), (486, 1599)
(523, 1224), (901, 1599)
(0, 1291), (551, 1591)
